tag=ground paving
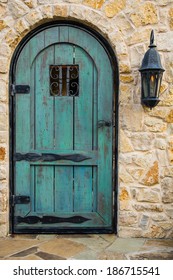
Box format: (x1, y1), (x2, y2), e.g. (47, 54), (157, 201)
(0, 234), (172, 260)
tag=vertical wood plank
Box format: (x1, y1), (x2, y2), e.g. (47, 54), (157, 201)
(15, 42), (31, 226)
(35, 165), (54, 212)
(55, 166), (73, 212)
(15, 42), (31, 152)
(59, 26), (69, 42)
(29, 32), (45, 63)
(74, 167), (93, 212)
(35, 46), (54, 149)
(74, 46), (93, 150)
(97, 47), (113, 224)
(93, 66), (98, 150)
(30, 63), (35, 150)
(30, 165), (35, 212)
(54, 44), (74, 149)
(45, 26), (59, 47)
(15, 162), (31, 216)
(54, 44), (73, 67)
(54, 98), (74, 149)
(92, 166), (97, 212)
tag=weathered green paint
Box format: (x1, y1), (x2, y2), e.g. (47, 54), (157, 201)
(74, 167), (93, 212)
(55, 166), (73, 212)
(35, 46), (54, 149)
(13, 25), (114, 232)
(54, 44), (74, 150)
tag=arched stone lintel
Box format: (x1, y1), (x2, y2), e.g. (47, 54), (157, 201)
(4, 4), (129, 68)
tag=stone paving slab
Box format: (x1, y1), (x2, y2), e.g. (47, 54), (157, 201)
(99, 234), (117, 243)
(38, 238), (86, 258)
(127, 250), (173, 260)
(23, 254), (43, 260)
(37, 235), (58, 241)
(59, 234), (111, 252)
(10, 234), (37, 240)
(0, 235), (172, 260)
(69, 249), (99, 260)
(105, 238), (146, 253)
(0, 239), (42, 258)
(143, 239), (173, 248)
(98, 251), (127, 260)
(57, 234), (91, 239)
(6, 254), (43, 260)
(35, 251), (66, 260)
(11, 246), (38, 257)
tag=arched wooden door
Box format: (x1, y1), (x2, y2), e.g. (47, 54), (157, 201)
(11, 24), (114, 233)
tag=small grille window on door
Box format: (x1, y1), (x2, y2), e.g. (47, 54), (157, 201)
(50, 65), (79, 97)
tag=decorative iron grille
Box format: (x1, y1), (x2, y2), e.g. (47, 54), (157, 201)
(50, 65), (79, 96)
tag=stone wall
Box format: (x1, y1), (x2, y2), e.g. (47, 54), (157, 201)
(0, 0), (173, 238)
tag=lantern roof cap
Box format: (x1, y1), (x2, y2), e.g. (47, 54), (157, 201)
(139, 30), (165, 72)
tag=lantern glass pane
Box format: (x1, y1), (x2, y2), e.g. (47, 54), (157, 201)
(156, 72), (163, 98)
(142, 73), (149, 98)
(149, 72), (157, 97)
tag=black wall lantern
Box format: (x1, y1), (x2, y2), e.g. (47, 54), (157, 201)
(139, 30), (165, 109)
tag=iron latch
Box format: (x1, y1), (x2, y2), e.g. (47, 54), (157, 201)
(98, 120), (112, 128)
(11, 84), (30, 96)
(11, 195), (30, 206)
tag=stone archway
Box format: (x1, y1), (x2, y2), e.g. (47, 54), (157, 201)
(1, 2), (125, 237)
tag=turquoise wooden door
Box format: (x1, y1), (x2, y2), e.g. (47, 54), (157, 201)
(12, 25), (113, 233)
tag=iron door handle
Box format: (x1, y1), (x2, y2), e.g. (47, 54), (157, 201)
(98, 120), (112, 128)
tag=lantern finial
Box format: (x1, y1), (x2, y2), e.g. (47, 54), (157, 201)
(150, 30), (154, 45)
(149, 30), (156, 48)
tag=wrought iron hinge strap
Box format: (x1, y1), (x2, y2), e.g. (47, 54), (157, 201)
(15, 215), (90, 225)
(14, 152), (91, 162)
(11, 195), (30, 206)
(11, 84), (30, 96)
